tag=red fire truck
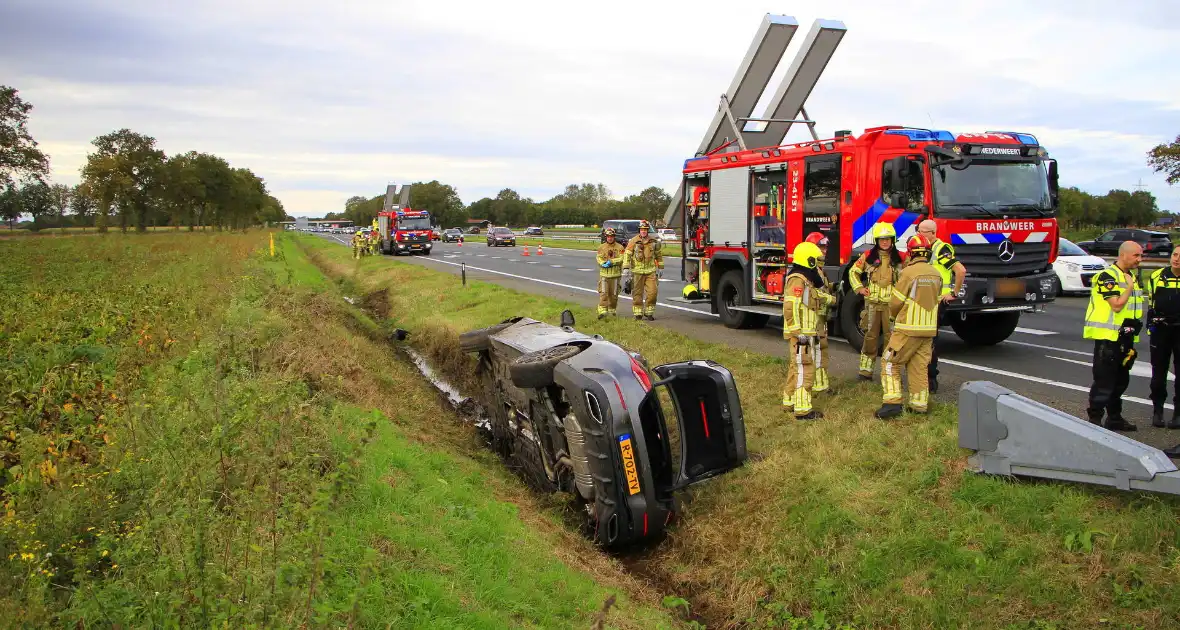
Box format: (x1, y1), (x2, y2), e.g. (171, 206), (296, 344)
(377, 209), (434, 256)
(675, 126), (1061, 348)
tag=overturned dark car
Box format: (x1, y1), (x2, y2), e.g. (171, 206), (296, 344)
(460, 313), (747, 548)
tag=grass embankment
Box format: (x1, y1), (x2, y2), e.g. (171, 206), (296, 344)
(297, 232), (1180, 629)
(0, 232), (678, 628)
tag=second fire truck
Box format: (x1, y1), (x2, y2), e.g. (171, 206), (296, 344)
(675, 126), (1061, 348)
(377, 209), (434, 256)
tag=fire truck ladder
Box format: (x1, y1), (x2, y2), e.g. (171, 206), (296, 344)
(664, 15), (846, 228)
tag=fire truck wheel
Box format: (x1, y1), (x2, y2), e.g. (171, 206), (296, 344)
(715, 270), (769, 330)
(839, 292), (867, 351)
(949, 311), (1021, 346)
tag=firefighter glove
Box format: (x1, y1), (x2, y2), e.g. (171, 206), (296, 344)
(601, 261), (612, 268)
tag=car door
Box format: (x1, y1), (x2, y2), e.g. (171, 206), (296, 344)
(1094, 230), (1119, 255)
(650, 360), (747, 488)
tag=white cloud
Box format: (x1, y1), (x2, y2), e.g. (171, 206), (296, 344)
(3, 0), (1179, 216)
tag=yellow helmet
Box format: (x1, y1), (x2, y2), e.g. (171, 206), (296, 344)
(682, 284), (701, 299)
(639, 220), (652, 231)
(871, 222), (896, 240)
(792, 242), (823, 269)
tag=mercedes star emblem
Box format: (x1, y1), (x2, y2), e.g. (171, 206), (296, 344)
(997, 239), (1015, 262)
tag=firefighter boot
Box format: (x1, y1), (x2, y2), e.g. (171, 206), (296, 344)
(1169, 410), (1180, 430)
(875, 403), (904, 420)
(796, 410), (825, 420)
(1153, 407), (1166, 428)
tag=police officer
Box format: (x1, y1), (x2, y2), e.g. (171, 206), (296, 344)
(623, 220), (664, 320)
(916, 219), (966, 394)
(1084, 240), (1144, 432)
(596, 228), (626, 318)
(1145, 245), (1180, 428)
(782, 241), (834, 420)
(805, 232), (834, 393)
(877, 233), (942, 419)
(849, 223), (903, 380)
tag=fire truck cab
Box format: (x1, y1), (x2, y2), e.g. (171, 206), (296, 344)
(377, 209), (434, 256)
(676, 126), (1061, 348)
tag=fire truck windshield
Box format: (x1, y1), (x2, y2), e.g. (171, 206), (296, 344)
(932, 160), (1053, 218)
(397, 216), (432, 230)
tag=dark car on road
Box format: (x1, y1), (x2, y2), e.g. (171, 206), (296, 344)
(486, 227), (517, 247)
(460, 314), (747, 548)
(600, 219), (643, 243)
(442, 228), (464, 243)
(1077, 229), (1174, 258)
(524, 226), (544, 236)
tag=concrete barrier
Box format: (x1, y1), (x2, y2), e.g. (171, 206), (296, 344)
(959, 381), (1180, 495)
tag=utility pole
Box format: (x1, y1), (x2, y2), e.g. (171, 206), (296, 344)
(1134, 178), (1149, 192)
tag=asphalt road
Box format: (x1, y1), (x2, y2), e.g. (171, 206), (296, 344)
(312, 233), (1180, 451)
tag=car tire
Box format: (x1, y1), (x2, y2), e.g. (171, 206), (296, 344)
(949, 311), (1021, 346)
(509, 344), (584, 389)
(459, 321), (516, 353)
(715, 270), (769, 329)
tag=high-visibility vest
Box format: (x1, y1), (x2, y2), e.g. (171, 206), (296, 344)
(1083, 265), (1144, 342)
(931, 240), (956, 296)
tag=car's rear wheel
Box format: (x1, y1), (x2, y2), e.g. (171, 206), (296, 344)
(509, 345), (583, 389)
(459, 321), (516, 353)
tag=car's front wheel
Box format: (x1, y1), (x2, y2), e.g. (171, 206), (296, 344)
(509, 344), (584, 388)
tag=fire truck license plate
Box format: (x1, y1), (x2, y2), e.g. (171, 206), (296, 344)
(618, 435), (641, 495)
(995, 278), (1025, 298)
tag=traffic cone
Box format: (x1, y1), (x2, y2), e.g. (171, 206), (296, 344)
(522, 246), (530, 256)
(457, 238), (463, 247)
(536, 243), (544, 255)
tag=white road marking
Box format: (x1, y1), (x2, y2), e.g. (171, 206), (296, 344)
(940, 357), (1171, 409)
(1005, 339), (1090, 356)
(1013, 327), (1058, 336)
(550, 264), (562, 268)
(577, 269), (594, 272)
(418, 258), (719, 318)
(1047, 354), (1172, 382)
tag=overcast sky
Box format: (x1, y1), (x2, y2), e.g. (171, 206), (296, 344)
(3, 0), (1179, 217)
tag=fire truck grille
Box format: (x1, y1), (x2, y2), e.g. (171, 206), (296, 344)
(953, 242), (1052, 278)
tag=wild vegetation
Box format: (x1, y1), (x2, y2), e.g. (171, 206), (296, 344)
(0, 231), (678, 628)
(297, 232), (1180, 629)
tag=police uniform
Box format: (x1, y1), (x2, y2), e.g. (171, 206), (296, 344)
(926, 237), (960, 391)
(1083, 264), (1144, 430)
(877, 237), (942, 418)
(596, 234), (626, 318)
(782, 242), (833, 419)
(1145, 266), (1180, 427)
(623, 224), (663, 320)
(849, 223), (903, 379)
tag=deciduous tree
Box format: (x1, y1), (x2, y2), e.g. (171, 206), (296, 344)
(0, 86), (49, 188)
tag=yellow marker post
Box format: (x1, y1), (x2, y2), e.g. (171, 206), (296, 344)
(269, 233), (275, 257)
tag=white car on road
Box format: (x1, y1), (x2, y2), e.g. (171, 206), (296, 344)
(1053, 238), (1108, 295)
(657, 228), (678, 243)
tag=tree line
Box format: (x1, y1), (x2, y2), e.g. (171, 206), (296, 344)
(1056, 187), (1163, 229)
(322, 182), (673, 229)
(0, 85), (289, 232)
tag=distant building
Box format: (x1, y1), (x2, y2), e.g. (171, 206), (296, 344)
(1153, 215), (1175, 228)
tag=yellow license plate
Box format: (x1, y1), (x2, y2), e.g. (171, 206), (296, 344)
(995, 278), (1025, 298)
(618, 435), (641, 495)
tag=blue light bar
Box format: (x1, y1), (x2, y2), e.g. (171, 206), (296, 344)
(986, 130), (1039, 146)
(884, 129), (956, 142)
(684, 157), (708, 168)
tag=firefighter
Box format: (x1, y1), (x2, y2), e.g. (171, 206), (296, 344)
(782, 241), (834, 420)
(352, 229), (366, 259)
(368, 229), (380, 256)
(805, 232), (834, 393)
(916, 219), (966, 394)
(877, 233), (943, 419)
(1146, 245), (1180, 428)
(596, 228), (626, 318)
(623, 220), (664, 320)
(1084, 240), (1144, 432)
(849, 223), (904, 380)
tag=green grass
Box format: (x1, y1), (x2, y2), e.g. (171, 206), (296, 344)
(0, 232), (677, 628)
(296, 231), (1180, 630)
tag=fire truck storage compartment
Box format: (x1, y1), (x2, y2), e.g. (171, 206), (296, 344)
(707, 166), (751, 248)
(751, 166), (788, 248)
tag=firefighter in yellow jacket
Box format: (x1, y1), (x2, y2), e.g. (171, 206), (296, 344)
(849, 222), (903, 380)
(596, 228), (626, 318)
(782, 241), (835, 420)
(623, 220), (664, 320)
(368, 229), (380, 256)
(805, 232), (833, 393)
(352, 230), (366, 259)
(876, 233), (943, 419)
